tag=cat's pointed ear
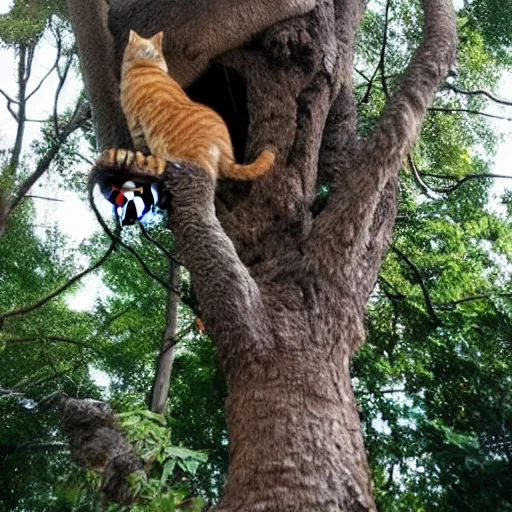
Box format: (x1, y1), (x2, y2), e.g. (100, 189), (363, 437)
(128, 30), (139, 44)
(151, 31), (164, 50)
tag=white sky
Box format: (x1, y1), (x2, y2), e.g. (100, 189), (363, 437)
(0, 0), (511, 312)
(0, 0), (112, 309)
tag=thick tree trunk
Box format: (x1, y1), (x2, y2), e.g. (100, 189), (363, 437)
(164, 164), (377, 510)
(165, 1), (455, 507)
(217, 351), (374, 510)
(84, 0), (457, 508)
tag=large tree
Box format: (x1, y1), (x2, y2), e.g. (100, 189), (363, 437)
(65, 0), (457, 509)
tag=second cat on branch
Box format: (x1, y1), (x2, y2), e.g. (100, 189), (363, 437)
(121, 30), (275, 181)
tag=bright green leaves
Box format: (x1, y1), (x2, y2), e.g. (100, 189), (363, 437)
(354, 2), (512, 509)
(463, 0), (512, 58)
(115, 410), (207, 511)
(0, 0), (65, 47)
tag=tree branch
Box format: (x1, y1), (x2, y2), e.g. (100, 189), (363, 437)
(391, 246), (441, 325)
(24, 45), (35, 84)
(25, 33), (62, 101)
(0, 387), (25, 398)
(379, 276), (407, 300)
(357, 388), (406, 397)
(408, 156), (512, 194)
(379, 0), (391, 98)
(0, 88), (18, 105)
(428, 106), (512, 121)
(88, 192), (176, 293)
(379, 277), (512, 313)
(6, 99), (91, 217)
(359, 0), (391, 105)
(162, 163), (272, 372)
(0, 336), (103, 354)
(420, 171), (512, 194)
(4, 100), (19, 121)
(138, 223), (183, 266)
(355, 68), (371, 83)
(434, 292), (512, 309)
(9, 44), (30, 170)
(440, 83), (512, 107)
(306, 0), (457, 280)
(24, 194), (64, 202)
(407, 154), (438, 197)
(54, 55), (74, 140)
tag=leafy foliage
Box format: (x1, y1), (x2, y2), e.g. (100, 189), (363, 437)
(113, 410), (207, 511)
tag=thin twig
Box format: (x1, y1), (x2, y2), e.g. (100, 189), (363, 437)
(54, 55), (74, 140)
(139, 223), (183, 266)
(24, 45), (35, 84)
(379, 0), (391, 98)
(359, 0), (391, 105)
(420, 172), (512, 194)
(167, 321), (196, 351)
(406, 155), (437, 198)
(355, 68), (371, 82)
(379, 276), (407, 300)
(25, 195), (64, 202)
(0, 88), (18, 104)
(429, 107), (512, 121)
(441, 83), (512, 107)
(76, 152), (94, 166)
(357, 388), (406, 397)
(391, 246), (441, 325)
(434, 292), (512, 309)
(25, 40), (61, 101)
(0, 336), (103, 354)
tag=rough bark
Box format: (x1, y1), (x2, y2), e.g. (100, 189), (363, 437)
(83, 0), (457, 509)
(60, 398), (143, 505)
(66, 0), (132, 150)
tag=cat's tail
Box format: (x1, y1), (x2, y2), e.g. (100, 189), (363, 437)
(222, 150), (275, 180)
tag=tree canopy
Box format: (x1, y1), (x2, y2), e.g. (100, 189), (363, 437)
(0, 0), (511, 510)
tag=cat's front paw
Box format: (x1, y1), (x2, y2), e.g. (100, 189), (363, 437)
(96, 149), (167, 175)
(95, 148), (139, 169)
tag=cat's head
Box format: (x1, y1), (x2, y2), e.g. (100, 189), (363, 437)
(122, 30), (168, 73)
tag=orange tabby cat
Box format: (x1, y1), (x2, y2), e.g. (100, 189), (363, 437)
(120, 30), (275, 180)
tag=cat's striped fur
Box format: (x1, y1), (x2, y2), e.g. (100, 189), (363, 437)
(120, 30), (275, 179)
